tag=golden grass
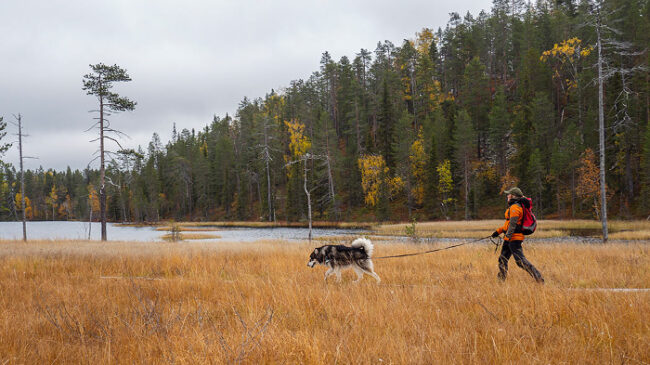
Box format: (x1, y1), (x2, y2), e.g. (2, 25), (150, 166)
(608, 231), (650, 240)
(155, 226), (222, 232)
(118, 219), (650, 239)
(312, 235), (395, 242)
(375, 219), (650, 240)
(0, 239), (648, 363)
(160, 233), (222, 241)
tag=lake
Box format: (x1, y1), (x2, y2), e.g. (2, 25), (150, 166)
(0, 221), (363, 242)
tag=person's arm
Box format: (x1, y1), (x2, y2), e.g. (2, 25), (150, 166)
(496, 214), (509, 235)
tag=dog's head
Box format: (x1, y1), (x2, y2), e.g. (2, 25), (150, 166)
(307, 247), (323, 268)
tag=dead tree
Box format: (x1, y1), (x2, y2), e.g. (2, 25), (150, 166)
(82, 64), (136, 241)
(589, 2), (647, 241)
(9, 114), (30, 241)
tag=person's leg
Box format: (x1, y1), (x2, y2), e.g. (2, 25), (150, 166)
(510, 240), (544, 283)
(497, 242), (512, 281)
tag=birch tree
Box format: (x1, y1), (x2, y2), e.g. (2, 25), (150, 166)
(284, 120), (314, 240)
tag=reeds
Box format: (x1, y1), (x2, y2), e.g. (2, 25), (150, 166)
(375, 219), (650, 240)
(160, 233), (222, 241)
(119, 219), (650, 240)
(0, 239), (647, 363)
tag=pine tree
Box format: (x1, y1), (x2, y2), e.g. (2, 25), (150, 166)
(454, 109), (476, 220)
(0, 117), (11, 158)
(461, 57), (490, 158)
(488, 87), (510, 176)
(82, 63), (136, 240)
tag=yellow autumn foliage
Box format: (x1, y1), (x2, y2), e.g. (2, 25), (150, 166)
(46, 185), (58, 214)
(415, 28), (435, 56)
(358, 155), (404, 207)
(576, 148), (600, 201)
(265, 94), (285, 124)
(387, 176), (404, 197)
(88, 184), (101, 213)
(284, 120), (311, 157)
(358, 155), (385, 207)
(541, 37), (592, 63)
(540, 37), (592, 91)
(436, 160), (454, 205)
(14, 192), (33, 219)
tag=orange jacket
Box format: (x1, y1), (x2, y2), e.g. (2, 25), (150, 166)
(497, 202), (525, 241)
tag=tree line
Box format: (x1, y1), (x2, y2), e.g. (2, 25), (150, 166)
(0, 0), (648, 223)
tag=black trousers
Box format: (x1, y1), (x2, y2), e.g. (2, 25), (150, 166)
(498, 240), (544, 283)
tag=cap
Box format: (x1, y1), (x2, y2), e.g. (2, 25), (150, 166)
(504, 187), (523, 197)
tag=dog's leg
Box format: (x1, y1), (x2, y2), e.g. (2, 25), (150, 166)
(334, 267), (342, 283)
(324, 268), (334, 281)
(360, 260), (381, 284)
(352, 266), (364, 283)
(365, 270), (381, 284)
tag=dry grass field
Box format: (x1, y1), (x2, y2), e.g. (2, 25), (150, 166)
(0, 239), (648, 364)
(125, 219), (650, 240)
(375, 219), (650, 240)
(160, 233), (222, 241)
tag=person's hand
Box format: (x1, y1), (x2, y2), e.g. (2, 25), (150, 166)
(491, 231), (500, 238)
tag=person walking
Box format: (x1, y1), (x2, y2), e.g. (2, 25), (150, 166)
(491, 187), (544, 283)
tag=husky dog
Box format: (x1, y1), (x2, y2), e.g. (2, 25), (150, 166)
(307, 238), (381, 283)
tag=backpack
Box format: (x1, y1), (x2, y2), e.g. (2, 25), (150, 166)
(516, 197), (537, 235)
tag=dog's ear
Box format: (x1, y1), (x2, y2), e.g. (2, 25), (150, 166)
(314, 248), (318, 254)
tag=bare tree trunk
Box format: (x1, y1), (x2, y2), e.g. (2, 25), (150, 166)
(265, 158), (272, 221)
(324, 125), (338, 220)
(99, 93), (107, 241)
(303, 157), (312, 241)
(263, 120), (273, 222)
(325, 114), (339, 220)
(255, 174), (262, 218)
(88, 199), (93, 240)
(17, 114), (26, 241)
(596, 10), (608, 242)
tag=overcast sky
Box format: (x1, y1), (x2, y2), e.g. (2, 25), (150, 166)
(1, 0), (492, 171)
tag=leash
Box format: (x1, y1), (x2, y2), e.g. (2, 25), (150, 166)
(491, 236), (503, 253)
(373, 236), (495, 260)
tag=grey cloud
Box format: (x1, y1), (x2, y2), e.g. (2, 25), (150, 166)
(0, 0), (491, 170)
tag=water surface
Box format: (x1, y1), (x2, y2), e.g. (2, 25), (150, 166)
(0, 221), (362, 242)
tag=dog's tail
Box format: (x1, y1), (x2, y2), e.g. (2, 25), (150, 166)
(351, 237), (374, 257)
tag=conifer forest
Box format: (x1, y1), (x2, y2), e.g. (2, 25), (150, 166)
(1, 0), (649, 223)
